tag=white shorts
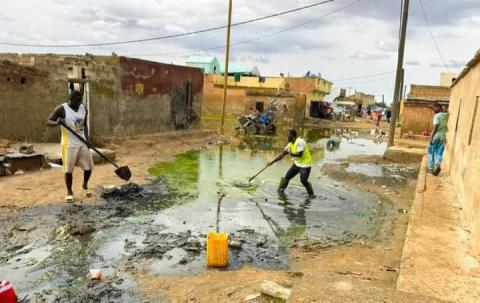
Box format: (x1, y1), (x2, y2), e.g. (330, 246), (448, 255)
(62, 146), (94, 173)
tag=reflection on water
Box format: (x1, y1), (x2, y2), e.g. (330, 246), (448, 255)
(149, 133), (386, 247)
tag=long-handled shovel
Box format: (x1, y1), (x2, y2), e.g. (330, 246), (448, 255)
(248, 151), (283, 183)
(60, 122), (132, 181)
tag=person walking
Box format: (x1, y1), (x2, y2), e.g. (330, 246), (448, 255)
(428, 103), (449, 175)
(386, 108), (392, 123)
(268, 129), (314, 197)
(47, 90), (94, 203)
(375, 109), (383, 132)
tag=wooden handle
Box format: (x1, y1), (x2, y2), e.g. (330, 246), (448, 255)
(60, 122), (119, 168)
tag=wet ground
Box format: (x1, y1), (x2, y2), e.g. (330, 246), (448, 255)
(0, 126), (416, 302)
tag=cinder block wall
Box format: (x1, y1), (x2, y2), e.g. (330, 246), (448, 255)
(0, 54), (204, 142)
(0, 59), (67, 142)
(444, 55), (480, 254)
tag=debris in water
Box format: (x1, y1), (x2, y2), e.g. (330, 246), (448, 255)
(229, 239), (243, 249)
(231, 179), (254, 188)
(88, 269), (103, 280)
(256, 235), (267, 247)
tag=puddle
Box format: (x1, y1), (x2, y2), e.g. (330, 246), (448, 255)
(0, 126), (394, 301)
(346, 163), (384, 177)
(146, 132), (390, 275)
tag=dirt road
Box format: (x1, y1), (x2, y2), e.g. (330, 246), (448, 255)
(135, 155), (441, 302)
(0, 122), (441, 302)
(0, 130), (225, 213)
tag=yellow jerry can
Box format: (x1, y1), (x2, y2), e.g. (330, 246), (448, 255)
(207, 231), (229, 267)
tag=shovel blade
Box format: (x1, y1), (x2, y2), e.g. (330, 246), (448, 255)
(115, 166), (132, 181)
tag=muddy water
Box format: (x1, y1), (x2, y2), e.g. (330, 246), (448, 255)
(0, 127), (392, 302)
(145, 129), (389, 274)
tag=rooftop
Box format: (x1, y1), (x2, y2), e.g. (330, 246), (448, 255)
(451, 49), (480, 87)
(185, 56), (218, 64)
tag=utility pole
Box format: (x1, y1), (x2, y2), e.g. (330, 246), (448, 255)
(220, 0), (233, 135)
(397, 68), (404, 119)
(388, 0), (409, 146)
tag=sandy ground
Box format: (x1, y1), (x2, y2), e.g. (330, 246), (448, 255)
(132, 155), (443, 302)
(0, 130), (225, 213)
(397, 156), (480, 302)
(0, 119), (458, 302)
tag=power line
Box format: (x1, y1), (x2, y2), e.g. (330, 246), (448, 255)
(417, 0), (450, 72)
(0, 0), (335, 48)
(331, 70), (395, 81)
(131, 0), (362, 58)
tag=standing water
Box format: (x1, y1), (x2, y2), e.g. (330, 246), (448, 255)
(0, 127), (391, 301)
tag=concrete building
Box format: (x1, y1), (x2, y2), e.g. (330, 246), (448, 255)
(440, 72), (458, 87)
(185, 56), (220, 75)
(0, 53), (203, 142)
(284, 76), (333, 118)
(399, 84), (450, 138)
(220, 64), (260, 76)
(443, 50), (480, 254)
(347, 91), (376, 108)
(201, 74), (305, 122)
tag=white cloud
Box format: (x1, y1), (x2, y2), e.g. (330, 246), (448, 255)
(350, 52), (390, 60)
(0, 0), (478, 102)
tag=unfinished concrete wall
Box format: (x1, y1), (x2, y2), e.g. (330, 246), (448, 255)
(285, 77), (316, 92)
(245, 92), (306, 123)
(400, 103), (436, 136)
(0, 60), (67, 142)
(409, 84), (451, 99)
(89, 57), (203, 137)
(0, 53), (203, 141)
(202, 75), (246, 117)
(444, 51), (480, 254)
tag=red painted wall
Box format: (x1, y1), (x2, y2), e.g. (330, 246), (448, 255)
(119, 57), (203, 97)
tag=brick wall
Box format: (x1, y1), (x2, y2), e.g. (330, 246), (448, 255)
(0, 60), (67, 142)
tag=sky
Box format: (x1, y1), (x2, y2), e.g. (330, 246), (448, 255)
(0, 0), (479, 103)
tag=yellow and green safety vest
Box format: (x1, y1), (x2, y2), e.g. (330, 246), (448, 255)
(287, 138), (312, 167)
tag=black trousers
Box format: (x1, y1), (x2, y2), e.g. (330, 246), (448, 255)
(284, 164), (311, 188)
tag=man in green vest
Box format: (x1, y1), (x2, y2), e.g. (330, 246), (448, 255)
(268, 129), (314, 197)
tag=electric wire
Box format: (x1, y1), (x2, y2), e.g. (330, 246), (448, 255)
(0, 0), (335, 48)
(417, 0), (451, 72)
(130, 0), (362, 57)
